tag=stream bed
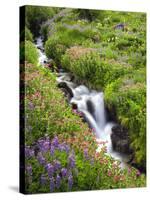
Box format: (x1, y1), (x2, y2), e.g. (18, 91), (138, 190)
(35, 36), (131, 169)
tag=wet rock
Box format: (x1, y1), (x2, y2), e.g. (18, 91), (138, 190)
(58, 82), (73, 100)
(86, 99), (95, 116)
(71, 103), (78, 110)
(47, 59), (56, 72)
(111, 125), (132, 154)
(105, 105), (117, 122)
(37, 46), (44, 51)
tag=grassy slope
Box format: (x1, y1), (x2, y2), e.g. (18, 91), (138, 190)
(23, 62), (145, 193)
(22, 7), (146, 193)
(44, 9), (146, 168)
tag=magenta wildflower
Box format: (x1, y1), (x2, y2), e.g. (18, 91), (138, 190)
(136, 170), (141, 177)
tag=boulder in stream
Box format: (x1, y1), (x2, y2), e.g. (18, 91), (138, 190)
(58, 82), (73, 100)
(111, 125), (132, 154)
(86, 99), (95, 116)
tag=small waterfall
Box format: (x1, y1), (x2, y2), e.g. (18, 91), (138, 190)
(56, 72), (129, 168)
(35, 36), (48, 65)
(71, 87), (107, 139)
(94, 92), (106, 130)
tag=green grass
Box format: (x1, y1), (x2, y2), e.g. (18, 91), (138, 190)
(20, 40), (39, 65)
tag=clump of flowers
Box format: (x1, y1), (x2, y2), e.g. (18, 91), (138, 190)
(25, 136), (77, 192)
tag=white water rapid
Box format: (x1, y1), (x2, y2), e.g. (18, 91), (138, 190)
(35, 36), (48, 65)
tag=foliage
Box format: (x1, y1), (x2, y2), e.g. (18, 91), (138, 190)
(24, 63), (95, 147)
(20, 26), (33, 42)
(22, 7), (146, 193)
(73, 9), (106, 21)
(61, 47), (132, 90)
(105, 72), (146, 167)
(25, 5), (60, 36)
(25, 26), (33, 42)
(20, 40), (38, 65)
(25, 136), (144, 193)
(45, 23), (101, 65)
(23, 63), (146, 193)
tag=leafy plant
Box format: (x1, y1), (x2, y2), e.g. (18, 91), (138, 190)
(24, 41), (39, 65)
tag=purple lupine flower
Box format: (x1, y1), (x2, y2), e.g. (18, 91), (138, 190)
(50, 145), (55, 156)
(61, 168), (67, 177)
(51, 136), (59, 148)
(50, 177), (55, 192)
(25, 146), (34, 158)
(58, 144), (65, 151)
(53, 160), (61, 171)
(28, 102), (34, 110)
(46, 163), (54, 177)
(56, 174), (61, 189)
(68, 154), (75, 168)
(84, 149), (89, 160)
(58, 143), (69, 152)
(37, 152), (46, 165)
(38, 138), (50, 152)
(64, 144), (70, 154)
(26, 165), (32, 176)
(38, 139), (44, 150)
(42, 141), (50, 152)
(40, 174), (47, 186)
(68, 175), (73, 190)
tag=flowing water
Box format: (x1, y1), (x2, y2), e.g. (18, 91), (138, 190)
(35, 37), (48, 65)
(36, 36), (130, 168)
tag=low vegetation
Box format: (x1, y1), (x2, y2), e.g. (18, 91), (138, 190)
(23, 63), (145, 193)
(22, 6), (146, 193)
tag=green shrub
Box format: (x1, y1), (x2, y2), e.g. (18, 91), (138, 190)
(45, 36), (67, 65)
(61, 46), (132, 89)
(45, 22), (102, 64)
(20, 26), (33, 42)
(40, 24), (50, 42)
(22, 41), (39, 65)
(25, 5), (60, 36)
(105, 72), (146, 168)
(25, 26), (33, 42)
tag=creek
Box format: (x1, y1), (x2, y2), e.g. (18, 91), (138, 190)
(35, 36), (131, 169)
